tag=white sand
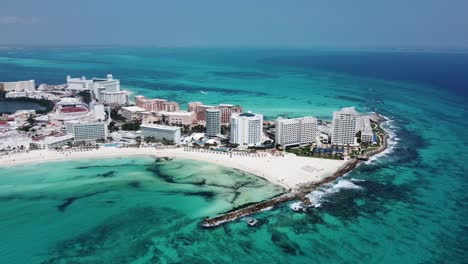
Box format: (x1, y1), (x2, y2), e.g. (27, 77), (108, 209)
(0, 147), (346, 190)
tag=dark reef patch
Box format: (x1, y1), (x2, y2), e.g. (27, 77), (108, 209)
(76, 163), (136, 170)
(270, 228), (302, 255)
(43, 207), (184, 264)
(57, 191), (110, 212)
(97, 171), (116, 178)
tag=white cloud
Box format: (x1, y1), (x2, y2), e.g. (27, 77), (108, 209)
(0, 16), (40, 25)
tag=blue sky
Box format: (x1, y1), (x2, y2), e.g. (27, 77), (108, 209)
(1, 0), (467, 48)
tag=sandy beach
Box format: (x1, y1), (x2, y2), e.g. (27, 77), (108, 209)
(0, 147), (346, 190)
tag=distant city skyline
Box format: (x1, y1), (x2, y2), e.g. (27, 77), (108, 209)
(1, 0), (468, 48)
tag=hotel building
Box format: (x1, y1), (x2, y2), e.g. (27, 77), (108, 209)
(66, 121), (108, 142)
(65, 74), (129, 106)
(0, 80), (35, 92)
(141, 124), (181, 144)
(120, 106), (148, 120)
(275, 116), (318, 147)
(135, 95), (180, 112)
(218, 104), (243, 125)
(356, 116), (374, 143)
(230, 112), (263, 146)
(331, 107), (358, 145)
(66, 76), (93, 92)
(30, 134), (75, 150)
(188, 102), (215, 123)
(206, 108), (221, 137)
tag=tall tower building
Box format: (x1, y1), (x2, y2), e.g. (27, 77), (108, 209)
(230, 112), (263, 146)
(276, 116), (317, 147)
(331, 107), (358, 145)
(206, 108), (221, 137)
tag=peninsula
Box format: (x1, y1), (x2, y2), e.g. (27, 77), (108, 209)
(0, 74), (389, 227)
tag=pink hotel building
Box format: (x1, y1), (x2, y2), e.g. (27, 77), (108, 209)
(135, 96), (180, 112)
(188, 102), (243, 125)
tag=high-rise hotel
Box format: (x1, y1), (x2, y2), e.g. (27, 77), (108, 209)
(206, 108), (221, 137)
(331, 107), (358, 145)
(230, 112), (263, 146)
(275, 116), (318, 147)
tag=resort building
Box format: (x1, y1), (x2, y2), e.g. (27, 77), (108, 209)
(331, 107), (358, 145)
(188, 102), (215, 123)
(30, 134), (74, 150)
(218, 104), (243, 125)
(89, 102), (106, 121)
(141, 111), (196, 126)
(65, 74), (128, 106)
(66, 76), (93, 92)
(135, 96), (180, 112)
(0, 80), (35, 92)
(275, 116), (318, 147)
(206, 108), (221, 137)
(50, 97), (92, 122)
(141, 124), (181, 144)
(93, 74), (129, 106)
(65, 121), (108, 142)
(120, 106), (148, 120)
(356, 116), (374, 143)
(230, 112), (263, 146)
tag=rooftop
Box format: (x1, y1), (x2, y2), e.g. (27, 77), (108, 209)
(122, 106), (147, 112)
(60, 107), (88, 113)
(239, 112), (256, 117)
(141, 124), (181, 131)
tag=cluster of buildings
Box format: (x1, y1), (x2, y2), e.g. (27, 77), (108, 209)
(1, 74), (376, 154)
(274, 107), (375, 148)
(0, 80), (36, 92)
(66, 74), (129, 106)
(0, 75), (125, 151)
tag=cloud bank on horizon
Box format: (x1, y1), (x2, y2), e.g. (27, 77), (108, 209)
(1, 0), (467, 48)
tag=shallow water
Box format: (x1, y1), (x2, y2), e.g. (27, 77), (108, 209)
(0, 48), (466, 263)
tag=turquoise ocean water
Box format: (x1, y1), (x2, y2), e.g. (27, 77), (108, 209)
(0, 48), (466, 263)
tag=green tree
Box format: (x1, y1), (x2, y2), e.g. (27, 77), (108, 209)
(78, 91), (92, 104)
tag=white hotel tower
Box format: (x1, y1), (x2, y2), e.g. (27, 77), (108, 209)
(230, 112), (263, 146)
(276, 116), (318, 147)
(331, 107), (358, 145)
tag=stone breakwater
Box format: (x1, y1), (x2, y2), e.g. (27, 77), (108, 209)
(200, 158), (360, 228)
(201, 115), (389, 228)
(201, 193), (297, 228)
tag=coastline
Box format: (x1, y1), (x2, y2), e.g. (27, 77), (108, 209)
(0, 147), (346, 190)
(0, 116), (390, 228)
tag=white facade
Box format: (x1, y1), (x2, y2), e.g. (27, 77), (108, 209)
(230, 112), (263, 146)
(206, 108), (221, 137)
(0, 80), (35, 92)
(90, 102), (106, 121)
(356, 116), (374, 143)
(66, 121), (108, 141)
(331, 107), (358, 145)
(66, 76), (93, 92)
(93, 74), (128, 106)
(141, 124), (181, 144)
(31, 134), (74, 150)
(276, 116), (318, 147)
(120, 106), (147, 120)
